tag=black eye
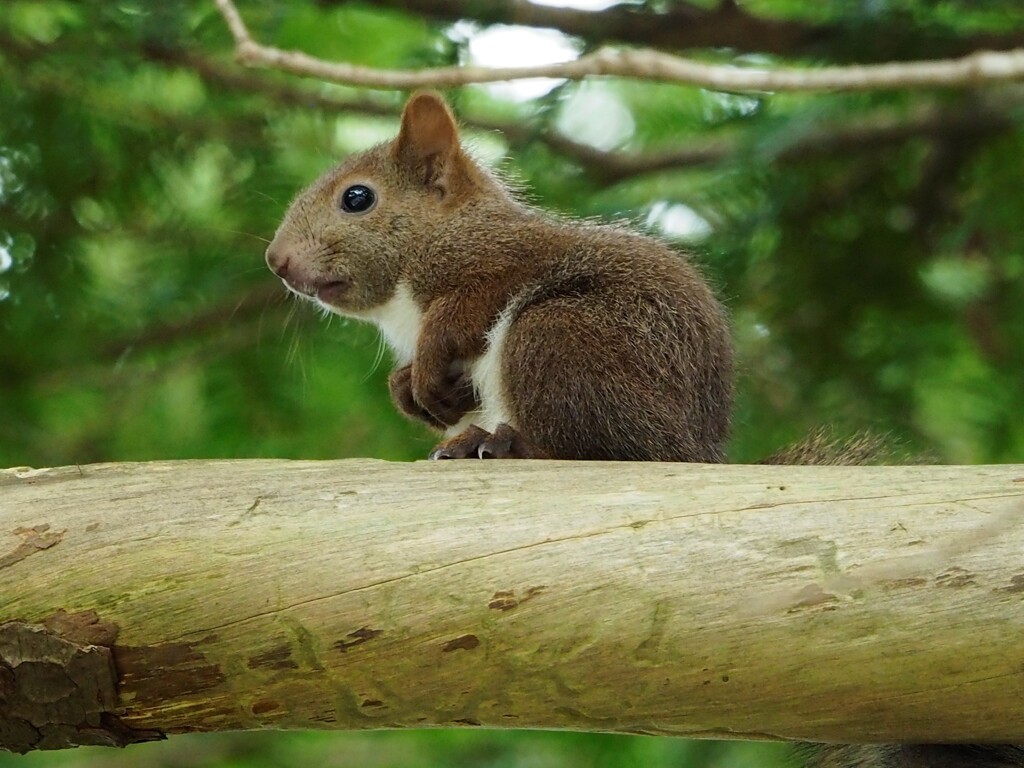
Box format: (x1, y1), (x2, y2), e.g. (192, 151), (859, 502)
(340, 184), (376, 214)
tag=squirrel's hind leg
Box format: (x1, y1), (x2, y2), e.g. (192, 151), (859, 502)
(429, 423), (550, 460)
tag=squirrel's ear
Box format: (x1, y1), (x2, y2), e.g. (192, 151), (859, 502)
(394, 91), (464, 192)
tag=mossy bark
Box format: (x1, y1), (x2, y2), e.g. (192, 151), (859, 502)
(1, 460), (1023, 752)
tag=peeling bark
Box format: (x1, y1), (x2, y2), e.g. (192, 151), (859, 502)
(0, 525), (64, 570)
(0, 615), (162, 752)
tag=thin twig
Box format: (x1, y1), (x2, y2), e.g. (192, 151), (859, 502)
(213, 0), (1024, 93)
(213, 0), (252, 45)
(0, 40), (994, 187)
(150, 47), (1014, 184)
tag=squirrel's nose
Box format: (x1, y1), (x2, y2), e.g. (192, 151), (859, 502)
(265, 243), (291, 280)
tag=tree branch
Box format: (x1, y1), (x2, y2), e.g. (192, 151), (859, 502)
(574, 105), (1015, 184)
(3, 460), (1024, 750)
(213, 0), (1024, 93)
(147, 46), (1019, 186)
(342, 0), (1024, 63)
(145, 44), (734, 178)
(357, 0), (813, 58)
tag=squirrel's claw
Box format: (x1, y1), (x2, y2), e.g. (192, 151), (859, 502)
(430, 423), (549, 460)
(429, 425), (490, 459)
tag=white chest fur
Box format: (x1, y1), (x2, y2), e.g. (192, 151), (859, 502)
(468, 306), (514, 432)
(353, 281), (422, 367)
(342, 281), (515, 433)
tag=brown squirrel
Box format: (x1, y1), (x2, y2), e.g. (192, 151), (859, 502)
(265, 91), (732, 463)
(265, 92), (1021, 768)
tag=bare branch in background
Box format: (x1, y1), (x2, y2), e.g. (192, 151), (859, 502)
(213, 0), (1024, 93)
(357, 0), (814, 58)
(2, 30), (1014, 187)
(339, 0), (1024, 63)
(146, 46), (1016, 186)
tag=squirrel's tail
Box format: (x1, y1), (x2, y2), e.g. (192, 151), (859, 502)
(759, 426), (896, 466)
(798, 745), (1024, 768)
(773, 431), (1021, 768)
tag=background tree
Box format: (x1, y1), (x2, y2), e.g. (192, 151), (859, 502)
(2, 1), (1023, 766)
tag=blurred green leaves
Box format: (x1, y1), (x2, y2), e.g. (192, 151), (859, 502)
(0, 730), (793, 768)
(5, 0), (81, 44)
(2, 1), (1022, 463)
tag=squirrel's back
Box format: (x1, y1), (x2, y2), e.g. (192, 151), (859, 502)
(477, 217), (732, 461)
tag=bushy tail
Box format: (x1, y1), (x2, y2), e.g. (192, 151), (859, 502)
(798, 744), (1024, 768)
(760, 427), (900, 466)
(777, 431), (1020, 768)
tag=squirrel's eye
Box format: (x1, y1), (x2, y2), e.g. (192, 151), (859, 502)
(340, 184), (376, 214)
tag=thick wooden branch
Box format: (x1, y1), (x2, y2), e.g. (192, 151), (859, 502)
(2, 460), (1024, 752)
(213, 0), (1024, 93)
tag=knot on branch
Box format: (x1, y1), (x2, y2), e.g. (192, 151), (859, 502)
(0, 612), (162, 753)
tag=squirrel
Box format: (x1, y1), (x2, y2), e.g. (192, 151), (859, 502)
(265, 91), (732, 463)
(265, 91), (1021, 768)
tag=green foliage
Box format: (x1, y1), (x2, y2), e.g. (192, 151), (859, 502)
(2, 0), (1023, 765)
(0, 731), (792, 768)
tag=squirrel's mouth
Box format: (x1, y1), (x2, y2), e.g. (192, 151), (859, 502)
(283, 278), (351, 307)
(313, 280), (351, 306)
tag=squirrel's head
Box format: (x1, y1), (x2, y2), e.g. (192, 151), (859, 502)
(265, 91), (488, 314)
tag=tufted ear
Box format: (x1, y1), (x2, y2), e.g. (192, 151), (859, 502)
(394, 91), (465, 194)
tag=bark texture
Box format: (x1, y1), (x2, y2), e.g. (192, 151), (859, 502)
(0, 615), (163, 752)
(1, 460), (1023, 752)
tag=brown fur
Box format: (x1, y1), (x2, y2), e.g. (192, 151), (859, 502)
(266, 91), (732, 462)
(799, 745), (1024, 768)
(762, 427), (896, 466)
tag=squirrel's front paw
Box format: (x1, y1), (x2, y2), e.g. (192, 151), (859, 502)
(411, 364), (478, 427)
(388, 365), (445, 429)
